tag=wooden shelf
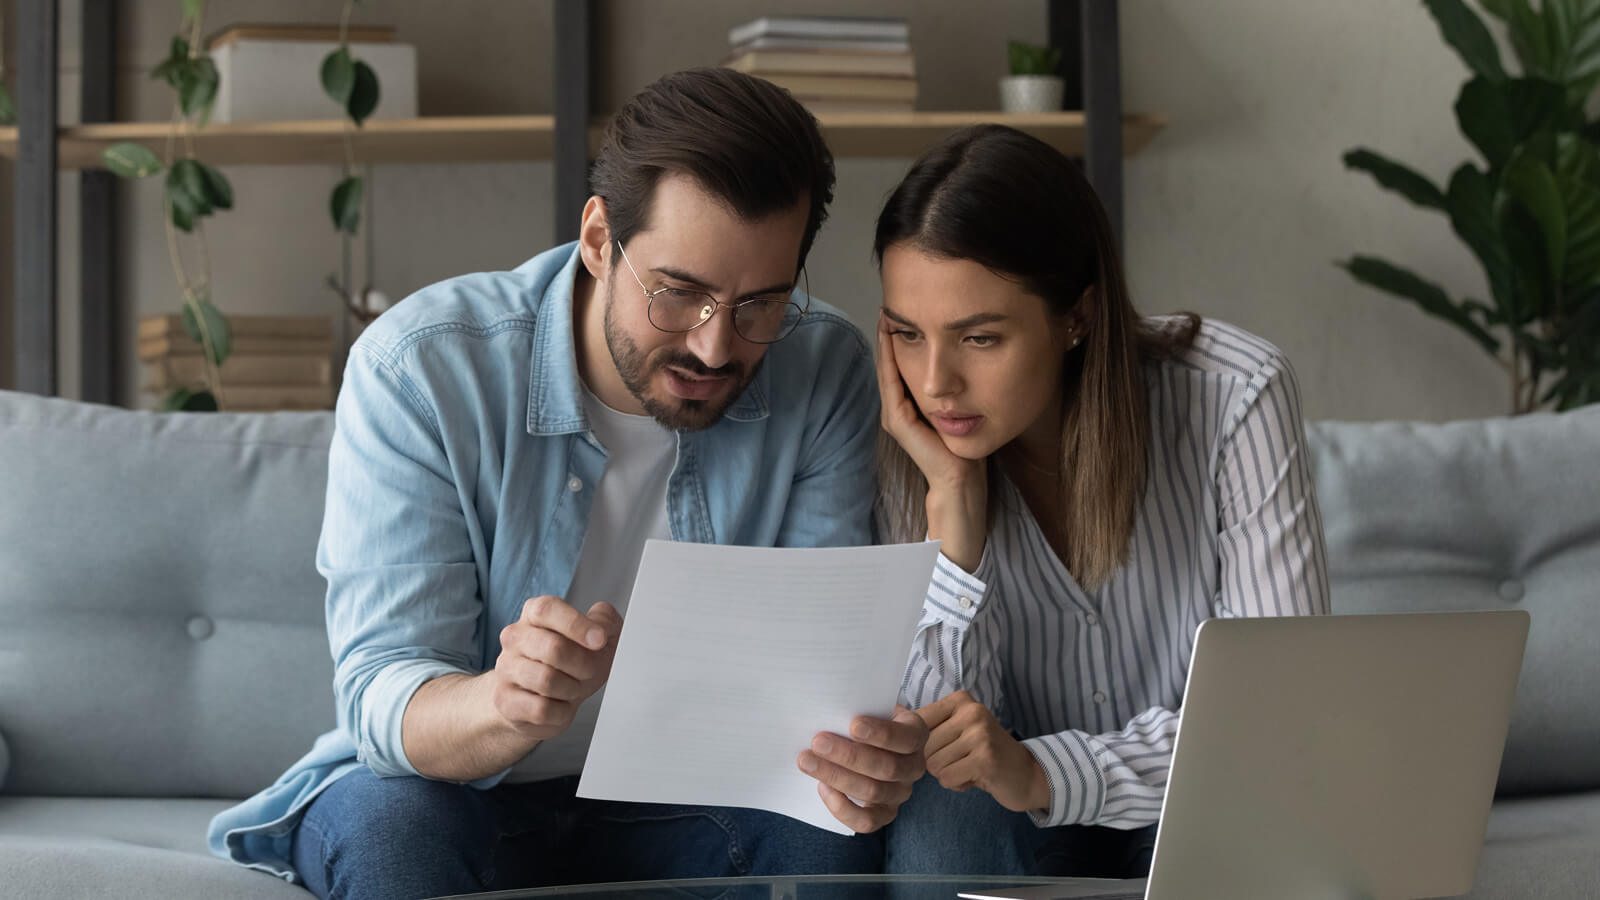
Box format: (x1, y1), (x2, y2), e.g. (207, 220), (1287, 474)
(0, 112), (1164, 169)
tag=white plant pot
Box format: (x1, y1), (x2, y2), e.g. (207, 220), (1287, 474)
(999, 75), (1065, 114)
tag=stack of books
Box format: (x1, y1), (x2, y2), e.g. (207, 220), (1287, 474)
(724, 16), (916, 114)
(139, 314), (335, 411)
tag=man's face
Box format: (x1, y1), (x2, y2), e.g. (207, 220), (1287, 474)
(602, 174), (810, 432)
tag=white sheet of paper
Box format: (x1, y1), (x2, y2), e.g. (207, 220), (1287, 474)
(576, 539), (941, 835)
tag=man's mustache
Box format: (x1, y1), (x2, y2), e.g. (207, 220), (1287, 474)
(654, 353), (743, 380)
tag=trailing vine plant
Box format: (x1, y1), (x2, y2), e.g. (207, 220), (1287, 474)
(101, 0), (232, 411)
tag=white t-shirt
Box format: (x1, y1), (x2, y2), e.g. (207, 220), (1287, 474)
(503, 382), (676, 782)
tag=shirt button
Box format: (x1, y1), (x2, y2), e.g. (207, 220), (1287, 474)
(957, 595), (974, 610)
(1498, 580), (1525, 603)
(567, 476), (583, 493)
(1084, 612), (1099, 626)
(1093, 690), (1108, 704)
(186, 615), (214, 640)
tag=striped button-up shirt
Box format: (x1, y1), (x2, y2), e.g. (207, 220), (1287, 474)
(900, 318), (1331, 829)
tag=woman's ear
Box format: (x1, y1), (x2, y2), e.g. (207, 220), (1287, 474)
(577, 196), (611, 280)
(1069, 285), (1097, 345)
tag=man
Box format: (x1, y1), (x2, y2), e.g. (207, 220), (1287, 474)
(207, 69), (925, 898)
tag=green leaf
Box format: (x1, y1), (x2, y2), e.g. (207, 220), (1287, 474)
(160, 387), (194, 412)
(152, 37), (190, 88)
(169, 159), (213, 217)
(0, 84), (15, 125)
(181, 297), (232, 366)
(1343, 149), (1448, 209)
(1507, 0), (1556, 77)
(182, 0), (206, 23)
(101, 142), (164, 178)
(348, 61), (381, 125)
(180, 390), (219, 412)
(1425, 0), (1508, 80)
(167, 160), (210, 231)
(1006, 40), (1061, 76)
(197, 162), (233, 210)
(321, 48), (355, 106)
(1455, 76), (1568, 171)
(1446, 164), (1517, 312)
(331, 175), (364, 234)
(1479, 0), (1514, 20)
(178, 57), (220, 122)
(1339, 255), (1501, 354)
(1505, 153), (1567, 281)
(1555, 134), (1600, 287)
(1499, 200), (1553, 322)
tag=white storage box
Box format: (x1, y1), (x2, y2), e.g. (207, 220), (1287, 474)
(210, 38), (418, 123)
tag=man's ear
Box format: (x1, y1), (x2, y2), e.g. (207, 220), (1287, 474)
(578, 196), (612, 281)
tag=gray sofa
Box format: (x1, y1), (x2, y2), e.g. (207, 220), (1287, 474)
(0, 388), (1596, 898)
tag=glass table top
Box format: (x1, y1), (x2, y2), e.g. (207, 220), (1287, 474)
(434, 874), (1146, 900)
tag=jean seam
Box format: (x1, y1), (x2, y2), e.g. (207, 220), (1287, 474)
(587, 807), (749, 876)
(297, 816), (337, 900)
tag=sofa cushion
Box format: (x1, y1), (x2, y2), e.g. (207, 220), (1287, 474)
(1464, 790), (1600, 898)
(0, 391), (337, 798)
(0, 796), (309, 898)
(1308, 408), (1600, 795)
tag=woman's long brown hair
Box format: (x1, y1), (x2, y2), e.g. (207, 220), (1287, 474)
(874, 124), (1198, 590)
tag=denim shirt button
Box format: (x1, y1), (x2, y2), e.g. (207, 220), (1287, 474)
(1498, 579), (1525, 603)
(567, 476), (583, 493)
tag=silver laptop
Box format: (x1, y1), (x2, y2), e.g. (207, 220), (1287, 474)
(961, 610), (1529, 900)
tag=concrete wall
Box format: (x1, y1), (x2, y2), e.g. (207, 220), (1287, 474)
(4, 0), (1515, 420)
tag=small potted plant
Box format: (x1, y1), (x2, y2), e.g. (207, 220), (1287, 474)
(1001, 40), (1064, 113)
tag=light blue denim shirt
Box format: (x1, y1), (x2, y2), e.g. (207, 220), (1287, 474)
(207, 243), (879, 882)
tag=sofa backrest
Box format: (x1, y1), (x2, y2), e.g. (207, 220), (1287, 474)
(1308, 408), (1600, 796)
(0, 390), (337, 798)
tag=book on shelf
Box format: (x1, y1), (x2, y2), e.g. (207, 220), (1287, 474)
(724, 48), (915, 78)
(212, 384), (335, 411)
(138, 313), (332, 341)
(748, 73), (917, 102)
(729, 16), (909, 46)
(142, 354), (333, 391)
(733, 35), (910, 54)
(138, 335), (333, 360)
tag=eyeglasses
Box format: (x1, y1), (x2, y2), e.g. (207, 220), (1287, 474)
(615, 241), (808, 344)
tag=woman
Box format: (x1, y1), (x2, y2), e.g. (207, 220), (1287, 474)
(873, 125), (1330, 877)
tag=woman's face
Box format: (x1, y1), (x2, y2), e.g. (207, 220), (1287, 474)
(879, 244), (1077, 461)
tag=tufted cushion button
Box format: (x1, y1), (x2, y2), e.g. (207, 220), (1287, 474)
(1498, 579), (1526, 603)
(186, 615), (215, 640)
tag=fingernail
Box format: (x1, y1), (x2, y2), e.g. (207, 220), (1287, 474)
(800, 753), (818, 773)
(851, 721), (873, 741)
(587, 628), (605, 648)
(815, 735), (834, 755)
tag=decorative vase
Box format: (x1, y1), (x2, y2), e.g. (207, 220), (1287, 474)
(999, 75), (1064, 113)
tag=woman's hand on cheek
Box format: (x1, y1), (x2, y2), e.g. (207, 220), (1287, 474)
(876, 318), (988, 572)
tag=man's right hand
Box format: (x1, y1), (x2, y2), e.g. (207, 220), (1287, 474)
(490, 595), (624, 741)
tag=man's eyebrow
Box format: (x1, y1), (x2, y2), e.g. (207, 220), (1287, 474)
(653, 266), (793, 298)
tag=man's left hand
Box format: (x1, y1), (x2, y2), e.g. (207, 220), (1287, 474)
(797, 705), (928, 833)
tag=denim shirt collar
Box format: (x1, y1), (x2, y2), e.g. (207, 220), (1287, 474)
(526, 244), (770, 437)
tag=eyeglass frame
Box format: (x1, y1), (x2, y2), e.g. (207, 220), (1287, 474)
(613, 240), (809, 345)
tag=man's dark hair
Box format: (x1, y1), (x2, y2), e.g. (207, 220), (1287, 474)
(590, 68), (836, 272)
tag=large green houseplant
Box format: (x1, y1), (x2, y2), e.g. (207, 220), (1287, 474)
(1342, 0), (1600, 413)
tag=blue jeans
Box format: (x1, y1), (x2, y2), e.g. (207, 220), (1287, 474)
(883, 774), (1158, 878)
(291, 767), (883, 900)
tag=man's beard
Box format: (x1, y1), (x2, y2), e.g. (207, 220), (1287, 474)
(603, 281), (761, 432)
